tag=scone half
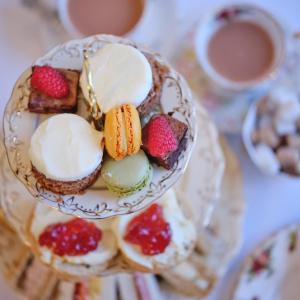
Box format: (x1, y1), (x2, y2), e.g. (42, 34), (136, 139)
(27, 203), (119, 278)
(114, 189), (196, 273)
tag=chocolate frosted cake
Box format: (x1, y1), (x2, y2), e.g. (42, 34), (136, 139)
(28, 68), (80, 114)
(137, 55), (169, 120)
(142, 114), (188, 170)
(32, 163), (102, 195)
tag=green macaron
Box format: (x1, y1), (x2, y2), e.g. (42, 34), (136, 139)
(101, 150), (153, 196)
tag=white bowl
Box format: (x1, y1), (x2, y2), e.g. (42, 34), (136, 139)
(243, 99), (294, 177)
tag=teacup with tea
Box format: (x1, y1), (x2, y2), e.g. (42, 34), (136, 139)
(195, 4), (285, 94)
(58, 0), (146, 38)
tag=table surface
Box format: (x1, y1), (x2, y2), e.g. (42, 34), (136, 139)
(0, 1), (300, 299)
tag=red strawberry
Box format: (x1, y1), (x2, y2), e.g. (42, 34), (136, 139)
(31, 65), (69, 98)
(143, 115), (178, 158)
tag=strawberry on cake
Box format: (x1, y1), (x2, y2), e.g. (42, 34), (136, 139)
(142, 114), (188, 169)
(29, 65), (80, 113)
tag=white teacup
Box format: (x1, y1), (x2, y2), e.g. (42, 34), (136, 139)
(57, 0), (147, 39)
(194, 4), (285, 95)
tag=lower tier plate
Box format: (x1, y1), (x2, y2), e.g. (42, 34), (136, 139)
(0, 129), (244, 298)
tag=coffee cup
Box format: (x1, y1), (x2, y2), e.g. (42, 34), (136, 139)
(57, 0), (146, 39)
(194, 4), (285, 95)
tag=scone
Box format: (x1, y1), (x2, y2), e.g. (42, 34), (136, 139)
(114, 189), (196, 272)
(29, 114), (104, 195)
(28, 203), (118, 278)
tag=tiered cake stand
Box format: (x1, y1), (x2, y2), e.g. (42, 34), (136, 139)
(0, 35), (244, 299)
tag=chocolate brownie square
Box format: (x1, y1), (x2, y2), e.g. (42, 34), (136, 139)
(137, 55), (169, 121)
(142, 114), (188, 170)
(28, 68), (80, 114)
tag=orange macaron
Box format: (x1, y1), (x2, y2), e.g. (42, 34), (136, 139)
(104, 104), (142, 160)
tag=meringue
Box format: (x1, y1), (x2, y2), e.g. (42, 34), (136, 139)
(80, 43), (153, 113)
(29, 114), (103, 181)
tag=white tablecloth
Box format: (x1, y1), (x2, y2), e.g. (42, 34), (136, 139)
(0, 0), (299, 299)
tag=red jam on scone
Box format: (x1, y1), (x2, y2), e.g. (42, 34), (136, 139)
(115, 189), (196, 272)
(124, 203), (172, 255)
(39, 218), (102, 256)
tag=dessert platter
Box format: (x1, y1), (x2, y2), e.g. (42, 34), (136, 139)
(1, 33), (244, 299)
(3, 34), (197, 218)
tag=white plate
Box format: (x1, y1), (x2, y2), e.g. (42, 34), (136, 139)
(3, 35), (196, 219)
(233, 223), (300, 300)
